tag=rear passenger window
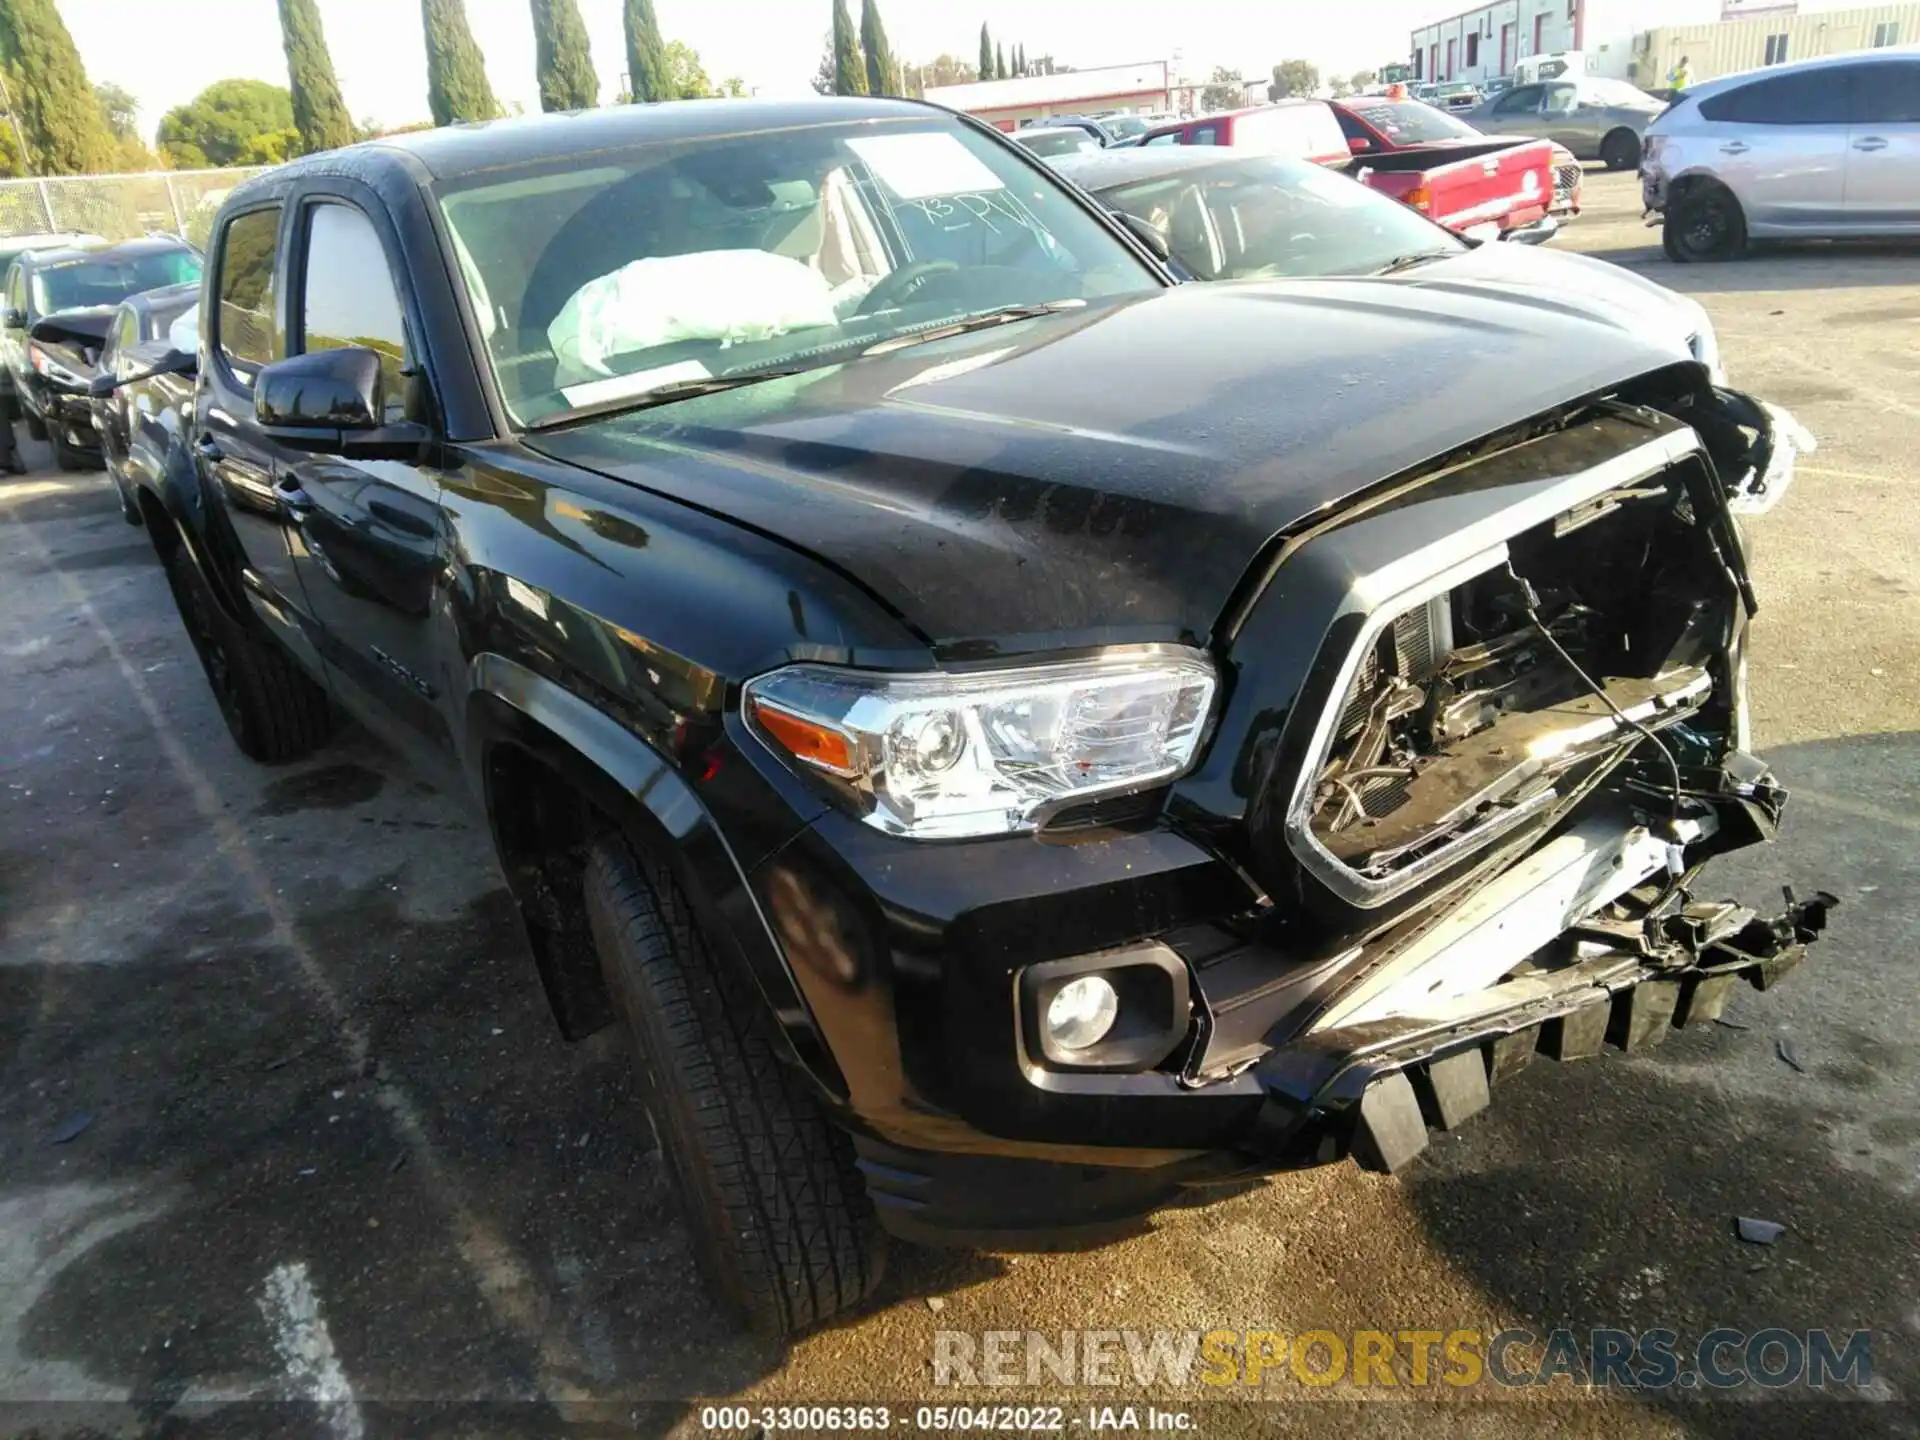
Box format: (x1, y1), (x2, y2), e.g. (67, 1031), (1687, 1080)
(299, 204), (409, 423)
(1852, 62), (1920, 124)
(217, 207), (280, 384)
(1699, 71), (1851, 125)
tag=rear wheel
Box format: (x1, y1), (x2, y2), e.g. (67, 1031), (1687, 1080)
(154, 533), (334, 762)
(1599, 128), (1641, 171)
(583, 834), (885, 1335)
(1663, 183), (1748, 263)
(49, 428), (91, 472)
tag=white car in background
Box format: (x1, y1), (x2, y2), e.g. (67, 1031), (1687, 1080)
(1641, 46), (1920, 261)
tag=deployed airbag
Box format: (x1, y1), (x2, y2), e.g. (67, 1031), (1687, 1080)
(548, 249), (838, 386)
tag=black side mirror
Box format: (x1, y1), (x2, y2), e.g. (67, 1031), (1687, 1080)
(1111, 209), (1172, 263)
(3, 308), (24, 329)
(256, 346), (432, 460)
(89, 347), (195, 398)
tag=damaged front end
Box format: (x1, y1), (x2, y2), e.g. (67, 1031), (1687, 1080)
(1174, 376), (1830, 1173)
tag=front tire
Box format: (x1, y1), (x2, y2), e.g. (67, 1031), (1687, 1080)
(1663, 183), (1748, 262)
(583, 835), (885, 1335)
(1600, 128), (1641, 171)
(49, 428), (92, 472)
(154, 533), (334, 762)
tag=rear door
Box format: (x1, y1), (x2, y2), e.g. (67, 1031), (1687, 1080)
(1696, 69), (1852, 230)
(276, 187), (456, 770)
(1845, 58), (1920, 230)
(198, 201), (326, 674)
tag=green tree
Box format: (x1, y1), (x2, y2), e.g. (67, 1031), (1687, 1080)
(662, 39), (712, 99)
(621, 0), (668, 102)
(94, 81), (156, 170)
(1268, 59), (1319, 101)
(157, 79), (295, 169)
(1351, 69), (1378, 92)
(421, 0), (498, 126)
(810, 33), (835, 95)
(859, 0), (898, 97)
(1015, 43), (1026, 76)
(531, 0), (597, 112)
(277, 0), (354, 154)
(831, 0), (865, 96)
(978, 23), (992, 82)
(901, 52), (971, 97)
(0, 0), (115, 174)
(1201, 66), (1243, 111)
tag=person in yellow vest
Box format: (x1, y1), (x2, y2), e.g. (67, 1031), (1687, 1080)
(1668, 55), (1695, 90)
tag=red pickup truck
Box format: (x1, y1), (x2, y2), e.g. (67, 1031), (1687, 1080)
(1333, 96), (1576, 242)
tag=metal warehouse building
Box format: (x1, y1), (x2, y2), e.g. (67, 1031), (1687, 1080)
(923, 62), (1172, 131)
(1411, 0), (1914, 85)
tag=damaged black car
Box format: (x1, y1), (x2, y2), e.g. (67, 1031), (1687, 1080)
(113, 97), (1829, 1336)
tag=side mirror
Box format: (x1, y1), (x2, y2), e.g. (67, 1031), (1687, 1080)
(88, 347), (194, 398)
(1110, 209), (1171, 263)
(1348, 136), (1371, 154)
(3, 308), (24, 329)
(256, 346), (432, 460)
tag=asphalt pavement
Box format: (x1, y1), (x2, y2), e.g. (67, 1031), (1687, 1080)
(1, 170), (1916, 1438)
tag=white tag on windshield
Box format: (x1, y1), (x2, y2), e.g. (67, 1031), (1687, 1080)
(847, 133), (1005, 201)
(560, 359), (711, 409)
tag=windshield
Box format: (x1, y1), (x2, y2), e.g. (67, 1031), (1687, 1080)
(31, 250), (201, 315)
(436, 117), (1161, 425)
(1433, 83), (1478, 96)
(1097, 154), (1462, 282)
(1016, 129), (1101, 157)
(1586, 79), (1658, 106)
(1102, 115), (1151, 141)
(1342, 100), (1480, 143)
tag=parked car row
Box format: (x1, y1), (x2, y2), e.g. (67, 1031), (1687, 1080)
(92, 96), (1827, 1339)
(0, 235), (201, 470)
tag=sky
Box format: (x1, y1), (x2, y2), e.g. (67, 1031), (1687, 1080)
(66, 0), (1449, 141)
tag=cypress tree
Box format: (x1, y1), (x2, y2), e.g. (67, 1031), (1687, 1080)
(622, 0), (668, 102)
(0, 0), (114, 173)
(1017, 44), (1027, 76)
(421, 0), (498, 126)
(831, 0), (866, 96)
(278, 0), (355, 153)
(859, 0), (898, 98)
(978, 23), (992, 82)
(995, 41), (1007, 80)
(530, 0), (597, 111)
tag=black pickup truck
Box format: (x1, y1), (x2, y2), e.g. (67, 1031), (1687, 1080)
(108, 97), (1830, 1335)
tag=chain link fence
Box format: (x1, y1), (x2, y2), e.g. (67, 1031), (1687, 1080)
(0, 169), (267, 250)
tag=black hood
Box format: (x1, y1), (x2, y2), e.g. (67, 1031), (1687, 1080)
(530, 279), (1688, 656)
(30, 305), (114, 373)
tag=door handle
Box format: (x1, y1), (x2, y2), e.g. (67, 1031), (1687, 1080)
(274, 474), (316, 518)
(1720, 141), (1750, 155)
(1853, 136), (1888, 152)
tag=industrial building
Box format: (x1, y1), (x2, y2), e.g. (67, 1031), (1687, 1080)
(922, 62), (1173, 132)
(1410, 0), (1914, 85)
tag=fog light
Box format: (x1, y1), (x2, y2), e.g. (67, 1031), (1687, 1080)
(1045, 975), (1119, 1051)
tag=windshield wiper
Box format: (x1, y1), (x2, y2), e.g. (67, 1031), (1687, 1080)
(1372, 250), (1457, 276)
(527, 367), (816, 430)
(862, 299), (1085, 356)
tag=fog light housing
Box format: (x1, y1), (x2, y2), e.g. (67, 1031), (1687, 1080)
(1045, 976), (1119, 1051)
(1022, 943), (1193, 1072)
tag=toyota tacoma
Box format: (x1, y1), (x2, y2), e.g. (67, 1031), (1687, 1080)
(107, 97), (1830, 1335)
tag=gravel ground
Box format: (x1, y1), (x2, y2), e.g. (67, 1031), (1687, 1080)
(1, 170), (1916, 1438)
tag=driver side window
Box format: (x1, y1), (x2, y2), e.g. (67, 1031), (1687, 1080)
(1544, 84), (1579, 113)
(1494, 85), (1544, 114)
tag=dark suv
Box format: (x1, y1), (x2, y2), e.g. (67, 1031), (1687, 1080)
(2, 236), (200, 467)
(112, 98), (1829, 1336)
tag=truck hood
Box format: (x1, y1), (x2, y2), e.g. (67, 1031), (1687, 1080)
(530, 279), (1691, 656)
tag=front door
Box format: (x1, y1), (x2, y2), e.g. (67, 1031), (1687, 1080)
(1845, 59), (1920, 229)
(1480, 84), (1546, 137)
(198, 202), (326, 676)
(275, 192), (456, 776)
(1703, 69), (1851, 230)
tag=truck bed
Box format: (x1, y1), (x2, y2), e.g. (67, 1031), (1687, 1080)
(1350, 137), (1557, 241)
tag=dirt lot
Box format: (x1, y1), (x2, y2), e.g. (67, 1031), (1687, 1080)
(2, 170), (1917, 1437)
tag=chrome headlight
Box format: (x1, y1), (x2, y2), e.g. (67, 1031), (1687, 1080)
(744, 649), (1217, 839)
(1687, 313), (1726, 386)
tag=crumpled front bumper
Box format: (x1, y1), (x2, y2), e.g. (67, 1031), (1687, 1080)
(1247, 888), (1836, 1173)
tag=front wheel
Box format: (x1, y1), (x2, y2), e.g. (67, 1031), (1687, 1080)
(584, 835), (885, 1335)
(1599, 129), (1641, 171)
(49, 427), (93, 472)
(1663, 184), (1748, 263)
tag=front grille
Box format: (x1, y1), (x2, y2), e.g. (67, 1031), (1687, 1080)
(1554, 163), (1582, 199)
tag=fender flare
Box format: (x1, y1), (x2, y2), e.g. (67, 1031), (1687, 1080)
(464, 652), (849, 1103)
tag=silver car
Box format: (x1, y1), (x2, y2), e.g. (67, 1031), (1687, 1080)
(1469, 76), (1664, 169)
(1641, 47), (1920, 262)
